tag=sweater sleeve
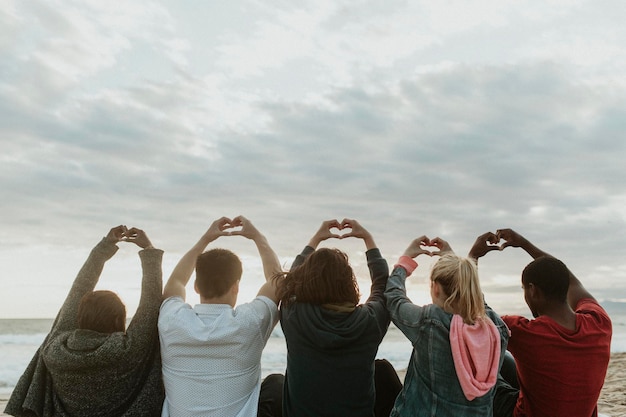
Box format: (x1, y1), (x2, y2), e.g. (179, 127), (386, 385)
(125, 248), (164, 344)
(50, 238), (119, 337)
(365, 248), (389, 304)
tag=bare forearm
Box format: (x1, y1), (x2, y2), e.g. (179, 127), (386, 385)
(362, 233), (376, 251)
(163, 237), (208, 299)
(255, 234), (281, 281)
(520, 238), (551, 259)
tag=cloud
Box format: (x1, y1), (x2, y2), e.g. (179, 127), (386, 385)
(2, 0), (626, 317)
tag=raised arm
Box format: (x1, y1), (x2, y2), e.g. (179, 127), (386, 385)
(162, 217), (231, 300)
(123, 228), (164, 336)
(467, 231), (501, 262)
(497, 228), (596, 307)
(229, 216), (282, 303)
(384, 236), (436, 340)
(340, 218), (387, 301)
(51, 226), (124, 334)
(291, 219), (343, 269)
(339, 218), (376, 250)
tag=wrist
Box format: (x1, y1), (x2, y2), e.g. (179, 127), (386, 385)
(308, 238), (321, 248)
(362, 235), (376, 250)
(395, 256), (418, 275)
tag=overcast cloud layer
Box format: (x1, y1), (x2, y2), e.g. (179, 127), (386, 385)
(1, 0), (626, 318)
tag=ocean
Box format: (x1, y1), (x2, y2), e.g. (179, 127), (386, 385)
(1, 316), (625, 396)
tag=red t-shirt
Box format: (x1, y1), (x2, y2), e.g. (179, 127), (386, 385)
(502, 299), (612, 417)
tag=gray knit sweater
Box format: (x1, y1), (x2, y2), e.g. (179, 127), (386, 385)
(5, 238), (165, 417)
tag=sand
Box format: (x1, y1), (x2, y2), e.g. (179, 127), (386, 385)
(1, 352), (625, 416)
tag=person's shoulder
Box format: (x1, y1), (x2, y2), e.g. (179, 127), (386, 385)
(575, 298), (612, 328)
(159, 297), (190, 319)
(501, 314), (530, 329)
(575, 297), (605, 312)
(160, 296), (187, 308)
(235, 296), (278, 317)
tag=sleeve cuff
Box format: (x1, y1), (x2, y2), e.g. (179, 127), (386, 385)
(394, 256), (418, 275)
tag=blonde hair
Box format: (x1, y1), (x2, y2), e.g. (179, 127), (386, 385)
(431, 254), (485, 325)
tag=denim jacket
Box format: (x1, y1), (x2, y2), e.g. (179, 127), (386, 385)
(385, 266), (509, 417)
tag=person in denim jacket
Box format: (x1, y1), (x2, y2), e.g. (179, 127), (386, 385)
(385, 236), (509, 417)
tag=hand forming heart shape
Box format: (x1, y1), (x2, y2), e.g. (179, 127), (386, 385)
(403, 236), (454, 258)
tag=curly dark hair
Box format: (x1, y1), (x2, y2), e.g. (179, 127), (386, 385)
(274, 248), (360, 306)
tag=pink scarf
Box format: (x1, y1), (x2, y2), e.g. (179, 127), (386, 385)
(449, 315), (501, 401)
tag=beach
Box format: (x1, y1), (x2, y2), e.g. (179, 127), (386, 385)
(1, 352), (625, 416)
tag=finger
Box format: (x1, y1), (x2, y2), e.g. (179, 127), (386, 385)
(219, 216), (233, 225)
(324, 221), (341, 232)
(231, 215), (246, 226)
(496, 229), (511, 240)
(340, 218), (355, 228)
(430, 237), (447, 248)
(499, 242), (512, 250)
(410, 236), (426, 246)
(486, 232), (500, 245)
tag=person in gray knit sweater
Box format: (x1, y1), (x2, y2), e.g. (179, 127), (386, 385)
(5, 225), (165, 417)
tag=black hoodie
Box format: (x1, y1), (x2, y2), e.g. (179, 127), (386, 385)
(280, 246), (390, 417)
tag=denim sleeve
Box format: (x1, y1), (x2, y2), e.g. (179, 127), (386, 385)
(384, 266), (428, 343)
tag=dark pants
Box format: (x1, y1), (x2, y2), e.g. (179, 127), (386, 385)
(257, 360), (403, 417)
(258, 373), (285, 417)
(375, 359), (403, 417)
(493, 352), (520, 417)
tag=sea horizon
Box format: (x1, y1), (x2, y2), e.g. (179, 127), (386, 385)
(1, 309), (625, 394)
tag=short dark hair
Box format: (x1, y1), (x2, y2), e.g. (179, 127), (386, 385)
(274, 248), (360, 306)
(195, 248), (243, 298)
(522, 256), (570, 303)
(77, 290), (126, 333)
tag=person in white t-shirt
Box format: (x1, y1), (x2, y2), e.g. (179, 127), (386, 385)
(158, 216), (283, 417)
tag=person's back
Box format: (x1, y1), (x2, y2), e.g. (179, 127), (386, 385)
(502, 298), (611, 417)
(159, 295), (277, 416)
(158, 216), (282, 417)
(389, 303), (507, 416)
(280, 289), (388, 416)
(43, 328), (163, 416)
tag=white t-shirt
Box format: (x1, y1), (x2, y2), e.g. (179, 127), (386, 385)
(158, 296), (279, 417)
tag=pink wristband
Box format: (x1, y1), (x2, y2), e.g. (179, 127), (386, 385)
(394, 256), (418, 275)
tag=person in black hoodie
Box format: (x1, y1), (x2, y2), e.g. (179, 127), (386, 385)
(274, 219), (400, 417)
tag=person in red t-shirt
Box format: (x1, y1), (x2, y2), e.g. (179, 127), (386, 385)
(468, 229), (612, 417)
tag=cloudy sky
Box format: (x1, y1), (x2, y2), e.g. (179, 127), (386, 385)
(1, 0), (625, 319)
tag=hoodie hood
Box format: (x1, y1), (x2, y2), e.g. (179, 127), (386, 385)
(449, 315), (501, 401)
(281, 302), (384, 351)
